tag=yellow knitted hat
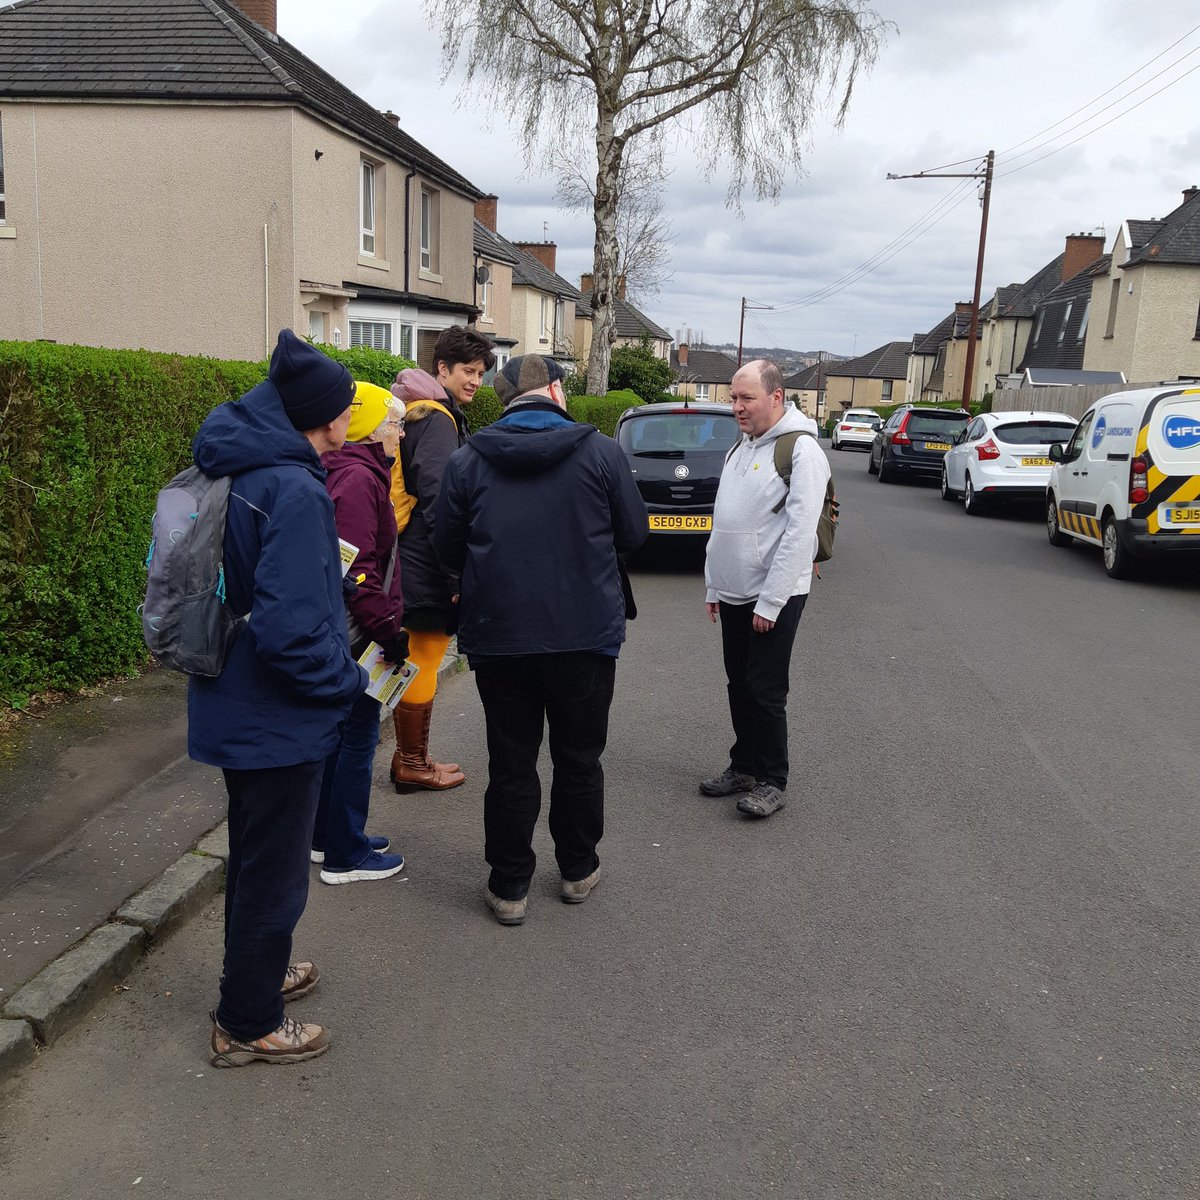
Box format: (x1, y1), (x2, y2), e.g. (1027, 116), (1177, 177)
(347, 380), (394, 442)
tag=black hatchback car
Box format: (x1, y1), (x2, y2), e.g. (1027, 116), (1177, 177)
(869, 405), (970, 483)
(614, 401), (741, 534)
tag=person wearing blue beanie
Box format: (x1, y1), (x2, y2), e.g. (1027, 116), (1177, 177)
(270, 328), (356, 431)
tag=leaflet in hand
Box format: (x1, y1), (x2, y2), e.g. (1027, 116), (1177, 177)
(357, 642), (419, 710)
(338, 539), (359, 578)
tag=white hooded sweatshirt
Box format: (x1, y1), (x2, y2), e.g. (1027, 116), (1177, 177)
(704, 406), (830, 620)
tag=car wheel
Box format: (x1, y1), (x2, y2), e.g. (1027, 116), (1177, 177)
(867, 448), (879, 475)
(1102, 514), (1137, 580)
(963, 473), (983, 515)
(940, 464), (956, 501)
(877, 452), (892, 483)
(1046, 494), (1071, 547)
(832, 436), (840, 450)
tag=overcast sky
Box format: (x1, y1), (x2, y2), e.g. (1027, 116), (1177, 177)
(278, 1), (1200, 357)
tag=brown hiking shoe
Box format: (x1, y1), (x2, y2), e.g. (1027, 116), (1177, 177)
(282, 961), (320, 1003)
(210, 1012), (331, 1068)
(484, 887), (527, 926)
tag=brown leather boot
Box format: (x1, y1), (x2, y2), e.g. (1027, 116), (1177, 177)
(390, 700), (465, 791)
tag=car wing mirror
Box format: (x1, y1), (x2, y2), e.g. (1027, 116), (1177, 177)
(1048, 443), (1064, 462)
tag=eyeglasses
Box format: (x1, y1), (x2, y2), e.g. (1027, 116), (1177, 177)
(380, 418), (404, 431)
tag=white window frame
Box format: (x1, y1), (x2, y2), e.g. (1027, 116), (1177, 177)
(480, 276), (493, 322)
(539, 296), (551, 342)
(420, 186), (440, 275)
(360, 159), (376, 256)
(881, 379), (894, 402)
(695, 382), (711, 402)
(1077, 297), (1091, 342)
(554, 298), (566, 346)
(349, 319), (392, 352)
(1057, 301), (1073, 345)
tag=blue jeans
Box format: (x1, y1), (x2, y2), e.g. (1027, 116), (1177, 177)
(218, 760), (322, 1040)
(314, 691), (382, 870)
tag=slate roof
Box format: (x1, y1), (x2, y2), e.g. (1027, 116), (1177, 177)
(784, 363), (822, 390)
(827, 341), (910, 381)
(574, 293), (671, 341)
(1124, 189), (1200, 267)
(912, 312), (958, 356)
(670, 348), (738, 383)
(994, 253), (1065, 319)
(481, 229), (581, 299)
(0, 0), (481, 198)
(1017, 254), (1105, 373)
(473, 221), (518, 266)
(1126, 219), (1165, 251)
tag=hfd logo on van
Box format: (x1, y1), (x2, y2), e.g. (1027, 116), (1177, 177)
(1163, 414), (1200, 450)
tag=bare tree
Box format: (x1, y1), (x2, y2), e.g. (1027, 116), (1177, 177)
(555, 143), (673, 304)
(426, 0), (888, 394)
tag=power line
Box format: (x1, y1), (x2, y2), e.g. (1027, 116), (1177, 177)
(998, 59), (1200, 179)
(763, 177), (977, 314)
(999, 43), (1200, 169)
(999, 22), (1200, 157)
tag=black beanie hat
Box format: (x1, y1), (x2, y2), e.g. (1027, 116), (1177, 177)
(269, 329), (354, 431)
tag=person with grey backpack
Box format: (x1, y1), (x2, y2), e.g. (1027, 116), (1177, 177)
(700, 359), (832, 821)
(184, 330), (367, 1067)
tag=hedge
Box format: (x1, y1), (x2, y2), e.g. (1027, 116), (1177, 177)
(0, 340), (413, 707)
(0, 340), (639, 706)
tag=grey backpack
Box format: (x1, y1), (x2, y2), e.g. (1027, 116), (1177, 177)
(141, 467), (246, 676)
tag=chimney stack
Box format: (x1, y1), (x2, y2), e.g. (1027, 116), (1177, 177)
(1183, 185), (1199, 203)
(230, 0), (276, 32)
(580, 273), (594, 294)
(514, 241), (557, 274)
(678, 343), (689, 367)
(954, 301), (972, 315)
(474, 195), (498, 232)
(383, 110), (401, 127)
(1062, 232), (1106, 281)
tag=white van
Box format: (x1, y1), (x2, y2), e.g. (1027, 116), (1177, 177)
(1046, 385), (1200, 578)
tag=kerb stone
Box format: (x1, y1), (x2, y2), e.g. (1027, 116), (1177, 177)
(3, 923), (146, 1045)
(116, 852), (224, 938)
(195, 820), (230, 861)
(0, 1019), (37, 1077)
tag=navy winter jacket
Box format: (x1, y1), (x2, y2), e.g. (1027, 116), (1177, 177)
(187, 381), (368, 769)
(433, 403), (649, 659)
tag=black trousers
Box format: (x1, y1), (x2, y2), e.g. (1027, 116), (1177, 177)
(474, 653), (616, 901)
(718, 594), (806, 790)
(218, 761), (322, 1040)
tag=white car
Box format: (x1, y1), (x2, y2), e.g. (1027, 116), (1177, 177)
(830, 408), (881, 451)
(941, 410), (1078, 514)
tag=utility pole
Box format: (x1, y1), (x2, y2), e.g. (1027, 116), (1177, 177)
(888, 150), (994, 407)
(736, 296), (775, 366)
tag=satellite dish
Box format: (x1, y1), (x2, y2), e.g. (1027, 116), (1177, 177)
(475, 265), (491, 285)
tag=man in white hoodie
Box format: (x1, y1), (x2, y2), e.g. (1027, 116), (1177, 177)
(701, 359), (831, 819)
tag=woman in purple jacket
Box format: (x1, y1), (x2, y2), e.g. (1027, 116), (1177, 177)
(313, 382), (409, 884)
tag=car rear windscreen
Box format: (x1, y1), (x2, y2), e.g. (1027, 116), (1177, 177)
(908, 413), (968, 436)
(992, 421), (1077, 444)
(618, 413), (740, 454)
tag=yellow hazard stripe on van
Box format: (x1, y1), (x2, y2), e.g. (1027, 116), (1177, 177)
(1059, 509), (1102, 541)
(1148, 476), (1200, 533)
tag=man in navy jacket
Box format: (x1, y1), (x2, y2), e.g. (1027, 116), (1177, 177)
(434, 355), (648, 926)
(190, 329), (367, 1066)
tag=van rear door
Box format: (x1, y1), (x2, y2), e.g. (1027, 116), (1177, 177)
(1138, 388), (1200, 535)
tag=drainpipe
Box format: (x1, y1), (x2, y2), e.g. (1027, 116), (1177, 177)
(263, 224), (269, 357)
(403, 164), (416, 293)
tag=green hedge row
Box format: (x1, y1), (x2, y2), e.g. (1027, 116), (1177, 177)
(0, 340), (641, 706)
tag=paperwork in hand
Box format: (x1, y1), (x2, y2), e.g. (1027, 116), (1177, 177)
(357, 642), (419, 709)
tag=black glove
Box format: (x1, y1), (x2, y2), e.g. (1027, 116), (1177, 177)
(342, 574), (360, 599)
(377, 631), (409, 664)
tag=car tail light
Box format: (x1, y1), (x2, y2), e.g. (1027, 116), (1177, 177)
(976, 438), (1000, 461)
(839, 424), (852, 431)
(1130, 457), (1149, 504)
(890, 413), (912, 446)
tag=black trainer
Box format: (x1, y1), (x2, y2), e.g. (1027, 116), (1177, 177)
(699, 768), (756, 797)
(736, 782), (786, 818)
